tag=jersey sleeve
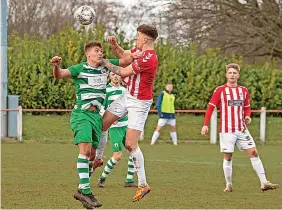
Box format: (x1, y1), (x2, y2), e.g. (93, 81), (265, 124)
(244, 89), (251, 117)
(109, 59), (119, 66)
(131, 52), (155, 74)
(209, 87), (222, 107)
(203, 87), (222, 126)
(68, 63), (83, 78)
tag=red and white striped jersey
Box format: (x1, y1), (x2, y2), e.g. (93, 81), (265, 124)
(205, 84), (251, 133)
(122, 48), (158, 100)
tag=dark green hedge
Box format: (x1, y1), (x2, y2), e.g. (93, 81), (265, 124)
(8, 25), (282, 110)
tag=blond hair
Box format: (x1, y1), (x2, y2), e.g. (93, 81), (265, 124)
(226, 63), (240, 72)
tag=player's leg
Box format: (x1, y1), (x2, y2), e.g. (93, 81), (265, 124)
(139, 130), (145, 141)
(98, 127), (124, 187)
(92, 131), (108, 172)
(124, 155), (137, 187)
(237, 130), (279, 191)
(168, 119), (177, 145)
(219, 133), (237, 192)
(126, 97), (152, 201)
(121, 128), (137, 187)
(151, 118), (166, 145)
(71, 112), (102, 208)
(94, 93), (127, 170)
(223, 153), (233, 192)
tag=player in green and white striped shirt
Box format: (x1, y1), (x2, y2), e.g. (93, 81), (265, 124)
(51, 42), (134, 209)
(98, 72), (136, 188)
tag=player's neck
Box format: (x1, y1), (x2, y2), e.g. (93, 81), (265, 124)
(142, 43), (154, 51)
(226, 82), (238, 87)
(111, 82), (120, 87)
(87, 60), (100, 68)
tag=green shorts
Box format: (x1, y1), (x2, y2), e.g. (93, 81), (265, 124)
(70, 110), (102, 149)
(108, 126), (127, 152)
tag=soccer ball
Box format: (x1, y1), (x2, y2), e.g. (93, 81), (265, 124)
(74, 5), (95, 25)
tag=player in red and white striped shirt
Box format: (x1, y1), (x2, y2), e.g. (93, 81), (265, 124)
(98, 24), (158, 201)
(201, 63), (279, 192)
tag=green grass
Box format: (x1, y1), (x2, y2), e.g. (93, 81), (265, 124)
(1, 114), (282, 208)
(22, 114), (282, 143)
(2, 143), (282, 209)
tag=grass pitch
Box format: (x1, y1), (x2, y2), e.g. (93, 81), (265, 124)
(1, 114), (282, 209)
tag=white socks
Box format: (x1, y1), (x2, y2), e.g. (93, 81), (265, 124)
(223, 159), (232, 185)
(250, 157), (267, 184)
(170, 132), (178, 145)
(151, 131), (178, 145)
(151, 131), (160, 145)
(95, 131), (108, 159)
(130, 147), (147, 187)
(223, 157), (267, 186)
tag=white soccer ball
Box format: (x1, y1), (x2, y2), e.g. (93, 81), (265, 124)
(75, 5), (95, 25)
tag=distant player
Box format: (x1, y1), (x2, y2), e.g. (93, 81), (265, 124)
(151, 82), (178, 145)
(100, 24), (159, 201)
(98, 72), (136, 188)
(201, 63), (279, 192)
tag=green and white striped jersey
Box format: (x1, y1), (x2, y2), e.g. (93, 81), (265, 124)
(103, 83), (128, 128)
(68, 60), (118, 111)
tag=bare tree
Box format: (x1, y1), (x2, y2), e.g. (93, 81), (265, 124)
(7, 0), (125, 37)
(162, 0), (282, 62)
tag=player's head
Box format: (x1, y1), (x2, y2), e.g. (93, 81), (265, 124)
(226, 63), (240, 84)
(165, 82), (173, 93)
(109, 72), (121, 85)
(135, 24), (158, 49)
(84, 42), (103, 65)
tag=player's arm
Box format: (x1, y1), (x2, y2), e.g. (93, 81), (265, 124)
(156, 92), (164, 117)
(51, 56), (71, 79)
(107, 36), (141, 66)
(107, 36), (126, 58)
(201, 88), (221, 135)
(102, 59), (134, 78)
(244, 89), (251, 124)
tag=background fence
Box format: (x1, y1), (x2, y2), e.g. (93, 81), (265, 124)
(1, 107), (282, 143)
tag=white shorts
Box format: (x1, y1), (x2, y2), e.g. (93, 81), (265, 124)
(157, 118), (176, 127)
(219, 129), (256, 153)
(106, 91), (152, 131)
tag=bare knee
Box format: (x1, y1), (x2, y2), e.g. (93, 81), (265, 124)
(78, 143), (92, 157)
(224, 153), (232, 161)
(113, 152), (122, 161)
(247, 148), (258, 158)
(170, 125), (176, 132)
(125, 141), (137, 152)
(125, 128), (140, 152)
(155, 126), (162, 132)
(102, 111), (119, 131)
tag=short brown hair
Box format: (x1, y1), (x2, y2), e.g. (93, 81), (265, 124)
(137, 24), (158, 41)
(226, 63), (240, 72)
(84, 42), (102, 53)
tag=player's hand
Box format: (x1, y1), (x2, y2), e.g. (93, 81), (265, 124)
(107, 36), (117, 45)
(131, 51), (142, 59)
(51, 56), (62, 67)
(201, 125), (209, 136)
(113, 121), (118, 125)
(244, 116), (252, 125)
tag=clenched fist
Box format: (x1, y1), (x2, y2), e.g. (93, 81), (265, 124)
(51, 56), (62, 67)
(107, 36), (117, 46)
